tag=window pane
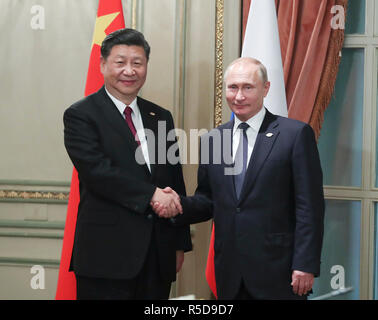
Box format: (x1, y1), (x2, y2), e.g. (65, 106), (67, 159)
(375, 48), (378, 187)
(375, 1), (378, 36)
(345, 0), (365, 34)
(318, 49), (364, 187)
(311, 200), (360, 300)
(375, 204), (378, 299)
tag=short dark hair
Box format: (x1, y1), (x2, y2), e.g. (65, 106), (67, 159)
(100, 28), (151, 61)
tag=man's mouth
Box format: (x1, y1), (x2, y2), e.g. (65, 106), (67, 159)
(120, 80), (136, 86)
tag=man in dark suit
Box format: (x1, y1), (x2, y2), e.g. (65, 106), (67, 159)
(153, 57), (324, 300)
(63, 28), (192, 300)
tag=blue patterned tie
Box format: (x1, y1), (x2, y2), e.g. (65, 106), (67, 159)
(234, 122), (249, 199)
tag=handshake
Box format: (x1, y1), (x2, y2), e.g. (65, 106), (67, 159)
(150, 187), (183, 218)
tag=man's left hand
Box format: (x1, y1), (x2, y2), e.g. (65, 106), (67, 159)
(291, 270), (314, 296)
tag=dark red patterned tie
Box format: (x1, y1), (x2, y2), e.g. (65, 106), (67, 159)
(124, 106), (140, 145)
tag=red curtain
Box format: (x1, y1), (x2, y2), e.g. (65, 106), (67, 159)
(242, 0), (347, 139)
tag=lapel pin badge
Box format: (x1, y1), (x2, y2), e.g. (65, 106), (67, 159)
(266, 133), (274, 137)
(149, 112), (156, 116)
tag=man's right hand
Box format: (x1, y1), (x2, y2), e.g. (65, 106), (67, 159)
(150, 187), (182, 218)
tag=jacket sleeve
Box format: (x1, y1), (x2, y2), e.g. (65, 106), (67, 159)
(291, 124), (325, 277)
(174, 134), (214, 227)
(63, 104), (156, 215)
(164, 111), (193, 252)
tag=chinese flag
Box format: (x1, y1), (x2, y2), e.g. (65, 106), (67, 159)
(55, 0), (125, 300)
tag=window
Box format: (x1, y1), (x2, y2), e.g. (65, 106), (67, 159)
(311, 0), (378, 300)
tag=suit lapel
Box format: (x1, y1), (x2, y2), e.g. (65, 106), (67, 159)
(238, 110), (280, 203)
(137, 97), (158, 179)
(219, 120), (239, 203)
(94, 87), (138, 150)
(93, 87), (152, 176)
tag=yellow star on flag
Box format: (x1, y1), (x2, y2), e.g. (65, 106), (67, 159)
(91, 12), (120, 47)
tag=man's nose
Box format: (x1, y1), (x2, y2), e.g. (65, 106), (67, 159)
(122, 64), (135, 76)
(235, 89), (245, 101)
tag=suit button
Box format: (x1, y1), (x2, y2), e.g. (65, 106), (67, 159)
(147, 214), (153, 220)
(236, 208), (241, 213)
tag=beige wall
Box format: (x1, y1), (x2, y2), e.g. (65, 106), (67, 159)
(0, 0), (240, 299)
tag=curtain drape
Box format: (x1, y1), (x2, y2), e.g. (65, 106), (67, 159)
(242, 0), (347, 139)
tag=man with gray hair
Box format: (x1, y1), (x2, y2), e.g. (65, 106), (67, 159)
(153, 57), (325, 300)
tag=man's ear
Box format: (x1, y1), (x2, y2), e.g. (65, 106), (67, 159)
(100, 56), (105, 74)
(264, 81), (271, 97)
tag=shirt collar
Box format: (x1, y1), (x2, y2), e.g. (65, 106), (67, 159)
(233, 106), (266, 135)
(104, 86), (139, 117)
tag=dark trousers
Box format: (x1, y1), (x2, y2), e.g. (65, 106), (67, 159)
(234, 281), (256, 300)
(75, 232), (171, 300)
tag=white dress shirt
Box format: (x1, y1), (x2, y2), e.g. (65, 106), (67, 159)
(232, 106), (266, 168)
(105, 87), (151, 172)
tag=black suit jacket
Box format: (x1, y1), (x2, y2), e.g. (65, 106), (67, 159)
(176, 110), (324, 299)
(63, 86), (192, 281)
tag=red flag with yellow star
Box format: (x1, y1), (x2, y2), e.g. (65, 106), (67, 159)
(55, 0), (125, 300)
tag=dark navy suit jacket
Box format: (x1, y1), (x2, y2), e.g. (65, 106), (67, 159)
(176, 109), (324, 299)
(63, 86), (192, 282)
